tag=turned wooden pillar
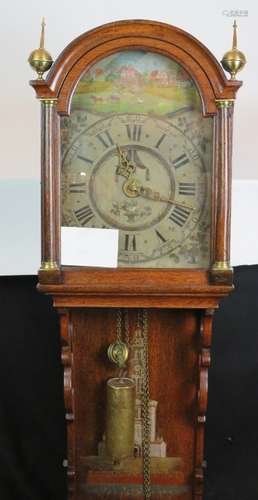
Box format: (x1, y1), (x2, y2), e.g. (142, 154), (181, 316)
(40, 98), (61, 271)
(211, 99), (234, 284)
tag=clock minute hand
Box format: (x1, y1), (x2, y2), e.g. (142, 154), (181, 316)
(139, 185), (194, 211)
(122, 178), (194, 210)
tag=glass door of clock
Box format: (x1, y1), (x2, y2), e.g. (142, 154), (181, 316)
(61, 50), (213, 268)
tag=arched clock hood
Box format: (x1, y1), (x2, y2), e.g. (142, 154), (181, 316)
(30, 19), (242, 116)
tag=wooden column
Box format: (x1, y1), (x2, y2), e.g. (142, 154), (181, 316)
(39, 98), (61, 280)
(211, 99), (234, 284)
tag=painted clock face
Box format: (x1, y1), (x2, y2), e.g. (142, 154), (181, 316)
(61, 51), (213, 268)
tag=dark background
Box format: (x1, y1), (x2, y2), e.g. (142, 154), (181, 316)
(0, 266), (257, 500)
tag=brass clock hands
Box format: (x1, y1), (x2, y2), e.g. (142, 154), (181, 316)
(123, 178), (194, 211)
(116, 145), (194, 211)
(116, 145), (135, 179)
(116, 145), (150, 180)
(137, 184), (194, 210)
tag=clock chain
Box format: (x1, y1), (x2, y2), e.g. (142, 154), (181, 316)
(116, 307), (122, 343)
(124, 308), (130, 348)
(141, 309), (152, 500)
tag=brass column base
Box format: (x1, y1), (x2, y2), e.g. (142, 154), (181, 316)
(210, 261), (233, 285)
(40, 260), (59, 271)
(38, 261), (62, 284)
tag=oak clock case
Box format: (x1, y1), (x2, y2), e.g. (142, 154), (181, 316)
(29, 19), (244, 500)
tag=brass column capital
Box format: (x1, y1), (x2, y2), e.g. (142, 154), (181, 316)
(39, 98), (58, 106)
(215, 99), (235, 109)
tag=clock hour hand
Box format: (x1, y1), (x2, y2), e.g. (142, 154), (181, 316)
(116, 145), (136, 179)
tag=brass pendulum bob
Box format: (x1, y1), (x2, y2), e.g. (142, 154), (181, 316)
(107, 309), (129, 369)
(221, 20), (246, 80)
(107, 340), (129, 369)
(28, 18), (53, 79)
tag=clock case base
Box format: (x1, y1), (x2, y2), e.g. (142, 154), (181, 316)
(43, 290), (223, 500)
(38, 269), (232, 499)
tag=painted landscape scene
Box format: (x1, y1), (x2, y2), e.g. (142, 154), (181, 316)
(71, 51), (201, 115)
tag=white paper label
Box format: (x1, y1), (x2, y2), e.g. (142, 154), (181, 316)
(61, 227), (119, 268)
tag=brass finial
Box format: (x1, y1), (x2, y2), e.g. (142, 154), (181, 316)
(221, 20), (246, 80)
(28, 18), (53, 79)
(232, 19), (238, 50)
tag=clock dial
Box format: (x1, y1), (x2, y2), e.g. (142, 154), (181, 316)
(61, 51), (213, 268)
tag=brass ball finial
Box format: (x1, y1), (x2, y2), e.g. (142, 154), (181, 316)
(221, 20), (246, 80)
(28, 18), (53, 79)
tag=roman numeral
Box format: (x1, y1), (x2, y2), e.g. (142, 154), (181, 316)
(126, 124), (142, 142)
(70, 143), (80, 154)
(67, 142), (81, 160)
(96, 130), (114, 148)
(74, 205), (94, 226)
(155, 229), (167, 243)
(155, 134), (166, 149)
(69, 182), (86, 194)
(172, 153), (189, 169)
(126, 149), (137, 164)
(124, 234), (137, 251)
(189, 148), (200, 161)
(77, 155), (93, 164)
(169, 206), (191, 227)
(178, 182), (196, 196)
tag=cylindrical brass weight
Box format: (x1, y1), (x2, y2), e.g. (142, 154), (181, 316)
(106, 377), (135, 462)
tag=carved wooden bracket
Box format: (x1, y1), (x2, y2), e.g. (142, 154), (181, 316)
(59, 309), (76, 498)
(194, 309), (214, 499)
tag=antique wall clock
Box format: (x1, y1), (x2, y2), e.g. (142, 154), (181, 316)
(29, 18), (245, 500)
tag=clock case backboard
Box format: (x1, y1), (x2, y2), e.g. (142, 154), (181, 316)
(30, 20), (242, 500)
